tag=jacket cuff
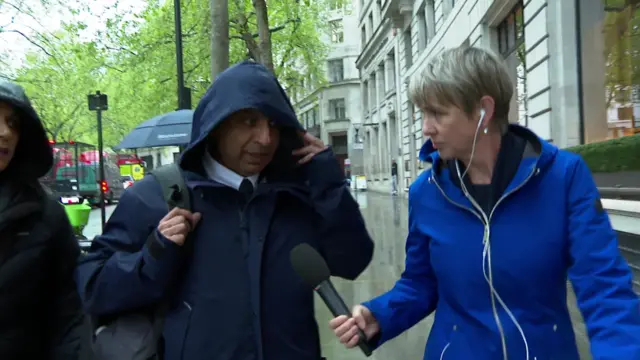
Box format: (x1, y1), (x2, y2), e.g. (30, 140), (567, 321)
(304, 147), (346, 188)
(141, 229), (183, 280)
(361, 298), (389, 350)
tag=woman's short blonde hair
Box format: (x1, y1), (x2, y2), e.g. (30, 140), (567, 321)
(408, 46), (513, 124)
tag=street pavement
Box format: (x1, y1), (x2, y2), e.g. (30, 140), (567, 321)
(83, 205), (116, 240)
(316, 191), (593, 360)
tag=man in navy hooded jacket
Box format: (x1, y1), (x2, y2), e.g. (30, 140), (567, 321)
(75, 61), (374, 360)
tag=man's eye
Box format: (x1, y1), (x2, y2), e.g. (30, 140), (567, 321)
(244, 117), (258, 126)
(269, 121), (277, 128)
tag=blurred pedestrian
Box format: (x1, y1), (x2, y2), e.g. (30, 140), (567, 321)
(76, 61), (374, 360)
(0, 80), (86, 359)
(329, 46), (640, 359)
(390, 159), (398, 195)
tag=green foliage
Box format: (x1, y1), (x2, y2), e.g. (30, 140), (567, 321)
(2, 0), (337, 147)
(567, 135), (640, 173)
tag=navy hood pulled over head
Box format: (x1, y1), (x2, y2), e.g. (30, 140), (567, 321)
(180, 61), (305, 178)
(0, 80), (53, 181)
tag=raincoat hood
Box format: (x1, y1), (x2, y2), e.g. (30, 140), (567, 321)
(180, 61), (305, 177)
(0, 80), (53, 180)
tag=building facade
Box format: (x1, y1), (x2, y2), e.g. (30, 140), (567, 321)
(357, 0), (630, 195)
(292, 0), (365, 176)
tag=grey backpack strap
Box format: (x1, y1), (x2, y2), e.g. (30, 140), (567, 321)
(149, 164), (193, 359)
(92, 164), (193, 360)
(149, 164), (191, 211)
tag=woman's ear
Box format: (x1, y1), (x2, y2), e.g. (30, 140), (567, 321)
(478, 96), (496, 129)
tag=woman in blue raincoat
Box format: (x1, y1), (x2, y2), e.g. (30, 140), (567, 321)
(329, 46), (640, 359)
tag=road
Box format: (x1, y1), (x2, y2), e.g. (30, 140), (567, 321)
(83, 205), (116, 240)
(316, 191), (593, 360)
(81, 192), (627, 359)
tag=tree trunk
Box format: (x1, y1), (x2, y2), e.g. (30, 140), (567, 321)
(252, 0), (274, 72)
(210, 0), (230, 78)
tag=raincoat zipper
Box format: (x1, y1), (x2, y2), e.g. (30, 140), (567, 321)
(430, 164), (538, 360)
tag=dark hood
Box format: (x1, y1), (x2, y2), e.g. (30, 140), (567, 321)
(180, 61), (305, 178)
(0, 80), (53, 180)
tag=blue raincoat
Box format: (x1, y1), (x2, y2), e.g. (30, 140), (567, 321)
(363, 126), (640, 359)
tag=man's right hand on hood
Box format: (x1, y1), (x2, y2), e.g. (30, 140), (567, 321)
(157, 207), (201, 246)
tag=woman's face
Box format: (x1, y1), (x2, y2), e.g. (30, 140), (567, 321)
(0, 102), (21, 172)
(421, 102), (480, 161)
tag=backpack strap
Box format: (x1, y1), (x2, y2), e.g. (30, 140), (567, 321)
(149, 164), (191, 211)
(146, 164), (194, 358)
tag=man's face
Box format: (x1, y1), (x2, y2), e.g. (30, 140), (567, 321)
(0, 102), (21, 172)
(213, 109), (280, 177)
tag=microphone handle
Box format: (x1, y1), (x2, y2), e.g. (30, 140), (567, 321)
(316, 280), (373, 357)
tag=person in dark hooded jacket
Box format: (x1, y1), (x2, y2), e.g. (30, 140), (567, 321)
(75, 61), (374, 360)
(0, 80), (86, 359)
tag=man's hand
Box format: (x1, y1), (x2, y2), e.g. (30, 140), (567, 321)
(292, 131), (328, 165)
(157, 207), (201, 246)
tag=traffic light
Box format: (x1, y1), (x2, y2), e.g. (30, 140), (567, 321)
(100, 181), (109, 194)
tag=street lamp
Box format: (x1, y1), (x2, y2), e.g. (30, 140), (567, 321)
(174, 0), (192, 109)
(88, 91), (108, 230)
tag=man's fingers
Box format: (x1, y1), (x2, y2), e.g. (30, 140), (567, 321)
(164, 222), (190, 236)
(292, 145), (314, 156)
(297, 153), (315, 165)
(191, 212), (202, 228)
(302, 132), (323, 146)
(167, 234), (186, 245)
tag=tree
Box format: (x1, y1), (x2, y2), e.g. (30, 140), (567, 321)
(252, 0), (273, 71)
(4, 0), (336, 147)
(9, 25), (117, 143)
(210, 0), (229, 77)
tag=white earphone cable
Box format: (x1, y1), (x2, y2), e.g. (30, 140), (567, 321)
(454, 109), (530, 360)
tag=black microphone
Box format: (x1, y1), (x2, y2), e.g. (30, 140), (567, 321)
(290, 243), (373, 357)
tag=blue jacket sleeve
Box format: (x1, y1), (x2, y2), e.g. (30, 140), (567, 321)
(75, 176), (186, 316)
(361, 185), (438, 349)
(566, 157), (640, 359)
(304, 147), (374, 280)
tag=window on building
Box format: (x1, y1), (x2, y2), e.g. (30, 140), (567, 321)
(311, 107), (318, 127)
(328, 59), (344, 82)
(443, 0), (452, 16)
(417, 5), (427, 51)
(387, 52), (396, 91)
(363, 80), (369, 110)
(361, 26), (367, 46)
(497, 1), (527, 127)
(330, 20), (344, 43)
(426, 0), (436, 41)
(329, 98), (347, 119)
(403, 27), (413, 69)
(368, 13), (374, 40)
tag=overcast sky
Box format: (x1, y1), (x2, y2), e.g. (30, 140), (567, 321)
(0, 0), (146, 70)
